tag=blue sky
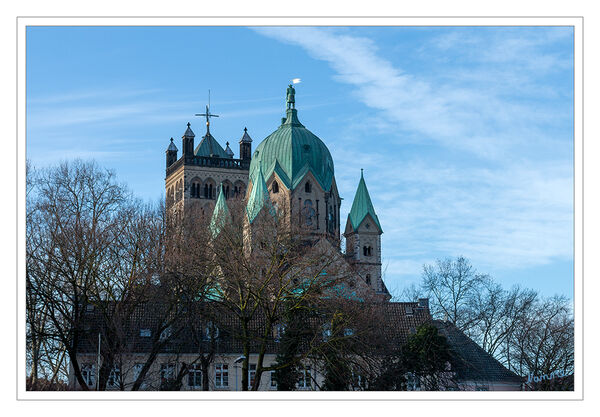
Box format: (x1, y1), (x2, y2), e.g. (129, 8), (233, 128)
(26, 26), (574, 299)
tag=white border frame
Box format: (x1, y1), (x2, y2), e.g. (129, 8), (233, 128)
(16, 16), (583, 401)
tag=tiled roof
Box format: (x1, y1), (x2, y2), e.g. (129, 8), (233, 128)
(183, 123), (195, 138)
(433, 320), (523, 384)
(210, 184), (230, 237)
(239, 127), (252, 143)
(347, 170), (382, 233)
(77, 301), (431, 355)
(248, 104), (335, 193)
(194, 132), (229, 158)
(245, 166), (270, 224)
(166, 138), (178, 152)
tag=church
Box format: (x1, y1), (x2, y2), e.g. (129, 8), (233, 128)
(70, 85), (523, 392)
(165, 84), (389, 299)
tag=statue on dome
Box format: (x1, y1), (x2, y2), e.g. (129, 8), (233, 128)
(286, 84), (295, 109)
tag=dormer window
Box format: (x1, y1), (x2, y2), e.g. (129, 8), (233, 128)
(305, 182), (312, 193)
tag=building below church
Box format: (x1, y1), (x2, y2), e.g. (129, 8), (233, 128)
(70, 85), (523, 391)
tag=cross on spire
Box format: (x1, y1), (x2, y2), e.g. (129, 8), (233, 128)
(194, 90), (219, 135)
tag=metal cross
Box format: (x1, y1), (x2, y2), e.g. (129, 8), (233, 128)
(194, 90), (219, 134)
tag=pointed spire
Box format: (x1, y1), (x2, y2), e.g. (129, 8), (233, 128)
(224, 141), (234, 158)
(166, 137), (178, 152)
(348, 170), (382, 233)
(239, 127), (253, 143)
(210, 183), (231, 238)
(183, 122), (195, 138)
(246, 166), (271, 224)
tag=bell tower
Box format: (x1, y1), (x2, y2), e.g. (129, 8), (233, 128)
(344, 170), (387, 297)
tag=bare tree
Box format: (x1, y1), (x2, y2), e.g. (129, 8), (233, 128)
(421, 256), (487, 332)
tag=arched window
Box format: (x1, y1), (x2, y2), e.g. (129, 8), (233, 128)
(190, 179), (202, 198)
(204, 184), (209, 199)
(305, 181), (312, 193)
(304, 200), (315, 226)
(368, 246), (373, 256)
(366, 274), (371, 285)
(225, 186), (230, 199)
(272, 181), (279, 194)
(363, 246), (368, 256)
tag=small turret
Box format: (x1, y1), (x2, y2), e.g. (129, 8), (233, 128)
(210, 183), (231, 238)
(182, 122), (195, 162)
(166, 137), (178, 169)
(224, 141), (234, 158)
(239, 127), (253, 161)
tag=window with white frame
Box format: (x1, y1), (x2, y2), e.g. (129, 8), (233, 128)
(107, 366), (121, 388)
(248, 364), (256, 389)
(298, 367), (312, 389)
(132, 363), (147, 389)
(187, 364), (202, 389)
(81, 364), (95, 387)
(215, 363), (228, 388)
(160, 363), (176, 388)
(274, 323), (286, 342)
(270, 371), (277, 389)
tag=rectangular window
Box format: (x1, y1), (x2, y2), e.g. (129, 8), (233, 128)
(132, 363), (147, 389)
(107, 366), (121, 388)
(248, 364), (256, 389)
(140, 329), (151, 337)
(81, 364), (95, 387)
(298, 367), (312, 389)
(188, 364), (202, 389)
(160, 363), (176, 389)
(270, 371), (277, 389)
(215, 363), (229, 388)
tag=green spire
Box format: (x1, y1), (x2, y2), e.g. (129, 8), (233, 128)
(348, 169), (382, 233)
(210, 183), (230, 237)
(246, 166), (271, 224)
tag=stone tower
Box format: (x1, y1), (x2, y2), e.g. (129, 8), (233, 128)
(344, 170), (387, 296)
(165, 104), (252, 216)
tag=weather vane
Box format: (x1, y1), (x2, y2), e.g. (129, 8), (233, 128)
(195, 89), (219, 135)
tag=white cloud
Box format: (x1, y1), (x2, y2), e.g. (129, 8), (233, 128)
(255, 27), (573, 284)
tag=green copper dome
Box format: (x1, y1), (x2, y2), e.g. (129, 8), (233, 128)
(249, 106), (335, 192)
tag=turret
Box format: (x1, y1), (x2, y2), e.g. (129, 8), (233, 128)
(166, 137), (178, 169)
(239, 127), (253, 161)
(182, 122), (195, 162)
(224, 141), (234, 158)
(344, 170), (387, 296)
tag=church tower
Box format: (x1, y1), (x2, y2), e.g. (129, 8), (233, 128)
(165, 98), (251, 215)
(344, 170), (388, 297)
(245, 84), (342, 244)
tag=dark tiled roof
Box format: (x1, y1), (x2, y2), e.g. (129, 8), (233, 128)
(433, 320), (523, 384)
(77, 301), (431, 355)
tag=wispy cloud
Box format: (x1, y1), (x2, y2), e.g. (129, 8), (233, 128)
(256, 27), (573, 286)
